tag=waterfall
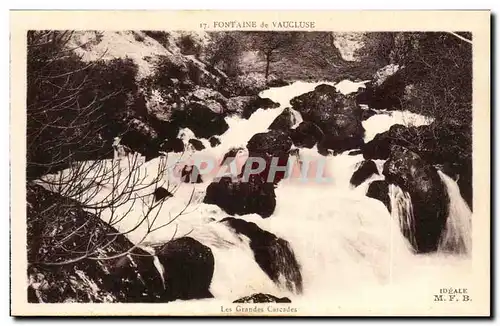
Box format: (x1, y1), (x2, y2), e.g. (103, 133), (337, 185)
(437, 171), (472, 255)
(388, 184), (417, 251)
(38, 79), (472, 303)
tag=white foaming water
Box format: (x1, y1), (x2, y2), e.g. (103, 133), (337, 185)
(437, 171), (472, 255)
(39, 79), (472, 303)
(362, 110), (434, 142)
(389, 184), (417, 250)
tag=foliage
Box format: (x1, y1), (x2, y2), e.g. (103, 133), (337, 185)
(26, 31), (144, 179)
(205, 32), (243, 77)
(142, 30), (170, 48)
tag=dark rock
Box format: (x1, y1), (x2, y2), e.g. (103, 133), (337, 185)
(221, 218), (303, 294)
(318, 132), (365, 155)
(366, 180), (391, 212)
(243, 97), (280, 119)
(154, 187), (173, 202)
(291, 121), (324, 149)
(26, 184), (165, 303)
(233, 293), (292, 303)
(247, 130), (292, 157)
(268, 107), (296, 132)
(245, 130), (293, 184)
(209, 136), (221, 147)
(356, 67), (407, 110)
(363, 123), (472, 208)
(266, 78), (290, 88)
(226, 96), (280, 119)
(204, 175), (276, 218)
(172, 102), (229, 139)
(188, 138), (205, 151)
(181, 165), (203, 183)
(290, 84), (365, 152)
(350, 160), (379, 187)
(363, 124), (408, 160)
(383, 145), (449, 253)
(348, 149), (363, 156)
(361, 108), (377, 120)
(153, 237), (214, 301)
(160, 138), (185, 153)
(221, 147), (245, 165)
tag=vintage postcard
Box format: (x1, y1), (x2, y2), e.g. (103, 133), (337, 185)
(10, 10), (491, 316)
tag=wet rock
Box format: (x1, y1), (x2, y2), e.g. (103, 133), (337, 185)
(366, 180), (391, 212)
(266, 78), (290, 88)
(290, 84), (365, 152)
(268, 107), (296, 131)
(226, 96), (280, 119)
(154, 187), (173, 202)
(152, 237), (215, 301)
(247, 130), (292, 158)
(350, 160), (379, 187)
(363, 123), (472, 208)
(181, 165), (203, 183)
(188, 86), (228, 114)
(221, 218), (303, 294)
(209, 136), (221, 147)
(221, 147), (246, 165)
(188, 138), (205, 151)
(26, 184), (164, 303)
(160, 138), (185, 153)
(245, 130), (293, 184)
(172, 102), (229, 139)
(383, 145), (449, 253)
(233, 293), (292, 303)
(204, 175), (276, 218)
(291, 121), (324, 149)
(356, 65), (406, 110)
(361, 108), (377, 120)
(363, 124), (408, 160)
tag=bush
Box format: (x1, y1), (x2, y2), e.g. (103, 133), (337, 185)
(26, 31), (144, 179)
(178, 34), (202, 57)
(142, 31), (170, 48)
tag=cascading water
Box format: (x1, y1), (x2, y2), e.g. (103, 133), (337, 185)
(437, 171), (472, 255)
(388, 184), (417, 251)
(39, 79), (473, 305)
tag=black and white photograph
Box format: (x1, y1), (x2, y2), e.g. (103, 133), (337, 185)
(10, 10), (491, 316)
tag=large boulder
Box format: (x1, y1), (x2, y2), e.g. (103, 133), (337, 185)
(268, 107), (296, 132)
(172, 102), (229, 139)
(203, 175), (276, 218)
(356, 64), (406, 110)
(363, 123), (472, 208)
(363, 124), (408, 160)
(26, 184), (214, 303)
(226, 96), (280, 119)
(290, 84), (365, 152)
(350, 160), (379, 187)
(188, 86), (228, 114)
(245, 130), (293, 184)
(366, 180), (391, 212)
(152, 237), (215, 301)
(291, 121), (324, 149)
(383, 146), (449, 253)
(221, 218), (303, 294)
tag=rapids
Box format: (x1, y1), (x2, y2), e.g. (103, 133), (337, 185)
(38, 79), (472, 306)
